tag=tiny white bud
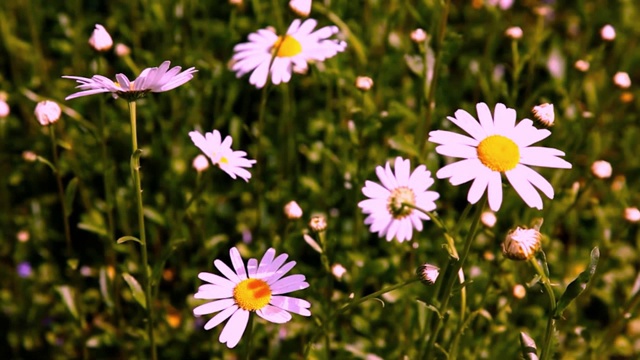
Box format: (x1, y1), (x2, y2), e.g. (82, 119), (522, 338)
(512, 284), (526, 299)
(591, 160), (612, 179)
(331, 264), (347, 280)
(613, 71), (631, 89)
(192, 154), (209, 172)
(600, 24), (616, 41)
(89, 24), (113, 52)
(505, 26), (523, 40)
(289, 0), (311, 17)
(355, 76), (374, 91)
(284, 201), (303, 220)
(17, 230), (30, 242)
(532, 103), (555, 126)
(481, 211), (497, 228)
(624, 207), (640, 223)
(0, 99), (9, 118)
(410, 28), (427, 43)
(115, 43), (131, 57)
(574, 60), (590, 72)
(22, 151), (37, 162)
(34, 100), (62, 126)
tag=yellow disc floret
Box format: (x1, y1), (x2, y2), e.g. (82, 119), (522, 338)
(233, 278), (272, 311)
(477, 135), (520, 172)
(387, 186), (416, 219)
(273, 35), (303, 58)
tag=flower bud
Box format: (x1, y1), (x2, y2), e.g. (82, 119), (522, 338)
(309, 214), (327, 232)
(624, 207), (640, 223)
(331, 264), (347, 280)
(417, 263), (440, 285)
(532, 103), (554, 127)
(192, 154), (209, 172)
(115, 43), (131, 57)
(505, 26), (523, 40)
(284, 201), (303, 220)
(512, 284), (526, 299)
(89, 24), (113, 52)
(481, 211), (497, 228)
(355, 76), (374, 91)
(502, 227), (541, 261)
(410, 28), (427, 43)
(591, 160), (612, 179)
(613, 72), (631, 89)
(289, 0), (311, 17)
(34, 100), (62, 126)
(0, 98), (9, 118)
(574, 60), (590, 72)
(600, 24), (616, 41)
(22, 151), (37, 162)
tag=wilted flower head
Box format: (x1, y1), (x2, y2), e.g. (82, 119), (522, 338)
(410, 28), (427, 43)
(591, 160), (612, 179)
(34, 100), (62, 126)
(289, 0), (311, 17)
(613, 72), (631, 89)
(88, 24), (113, 51)
(309, 215), (327, 232)
(63, 61), (197, 101)
(505, 26), (523, 40)
(355, 76), (374, 91)
(284, 201), (303, 220)
(532, 103), (555, 126)
(502, 226), (542, 261)
(192, 154), (210, 172)
(600, 24), (616, 41)
(624, 207), (640, 223)
(574, 60), (590, 72)
(417, 263), (440, 285)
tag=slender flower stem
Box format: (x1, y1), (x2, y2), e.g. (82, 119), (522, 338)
(245, 313), (255, 360)
(422, 197), (486, 359)
(49, 126), (72, 256)
(128, 101), (157, 360)
(254, 83), (270, 230)
(304, 279), (420, 359)
(529, 256), (556, 360)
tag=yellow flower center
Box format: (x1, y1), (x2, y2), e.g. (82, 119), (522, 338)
(387, 186), (416, 219)
(233, 278), (272, 311)
(220, 156), (229, 164)
(273, 35), (303, 58)
(477, 135), (520, 172)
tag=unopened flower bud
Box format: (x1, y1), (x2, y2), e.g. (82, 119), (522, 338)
(624, 207), (640, 223)
(331, 264), (347, 280)
(502, 227), (541, 261)
(289, 0), (311, 17)
(417, 263), (440, 285)
(532, 103), (554, 127)
(22, 151), (37, 162)
(410, 28), (427, 43)
(89, 24), (113, 52)
(192, 154), (209, 172)
(115, 43), (131, 57)
(613, 72), (631, 89)
(574, 60), (590, 72)
(512, 284), (526, 299)
(355, 76), (374, 91)
(600, 24), (616, 41)
(34, 100), (62, 126)
(0, 98), (9, 118)
(481, 211), (497, 228)
(505, 26), (523, 40)
(17, 230), (30, 242)
(284, 201), (303, 220)
(591, 160), (612, 179)
(309, 215), (327, 232)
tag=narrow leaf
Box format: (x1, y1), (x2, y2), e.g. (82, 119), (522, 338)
(100, 267), (114, 308)
(554, 247), (600, 318)
(388, 135), (420, 158)
(64, 177), (79, 217)
(78, 222), (108, 237)
(55, 285), (79, 320)
(122, 272), (146, 309)
(117, 235), (142, 245)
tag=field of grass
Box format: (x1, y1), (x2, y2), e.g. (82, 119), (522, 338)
(2, 0), (640, 359)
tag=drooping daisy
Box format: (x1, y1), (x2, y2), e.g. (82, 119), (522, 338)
(63, 61), (197, 101)
(193, 247), (311, 348)
(358, 157), (440, 243)
(189, 129), (256, 182)
(231, 18), (347, 88)
(428, 102), (572, 212)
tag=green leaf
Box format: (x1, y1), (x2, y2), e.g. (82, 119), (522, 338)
(388, 135), (420, 158)
(100, 267), (114, 308)
(130, 148), (143, 178)
(122, 272), (146, 309)
(519, 331), (539, 360)
(554, 247), (600, 318)
(143, 207), (166, 226)
(55, 285), (79, 320)
(78, 222), (108, 237)
(64, 177), (79, 218)
(117, 235), (142, 245)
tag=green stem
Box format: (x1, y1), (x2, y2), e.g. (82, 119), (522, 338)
(128, 101), (157, 360)
(597, 280), (640, 355)
(422, 197), (486, 359)
(245, 313), (254, 360)
(49, 126), (72, 256)
(304, 279), (420, 359)
(529, 256), (556, 360)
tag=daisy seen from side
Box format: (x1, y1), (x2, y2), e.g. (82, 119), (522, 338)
(193, 247), (311, 348)
(63, 61), (197, 101)
(231, 18), (347, 88)
(189, 129), (256, 182)
(428, 102), (572, 212)
(358, 157), (440, 243)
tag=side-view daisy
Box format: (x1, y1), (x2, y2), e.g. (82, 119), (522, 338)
(63, 60), (197, 101)
(428, 102), (572, 212)
(189, 129), (256, 182)
(193, 247), (311, 348)
(358, 157), (440, 243)
(231, 18), (347, 88)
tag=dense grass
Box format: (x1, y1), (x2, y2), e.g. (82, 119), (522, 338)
(1, 0), (640, 359)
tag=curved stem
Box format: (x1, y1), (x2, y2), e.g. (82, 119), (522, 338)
(49, 126), (72, 256)
(128, 101), (157, 360)
(529, 256), (556, 360)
